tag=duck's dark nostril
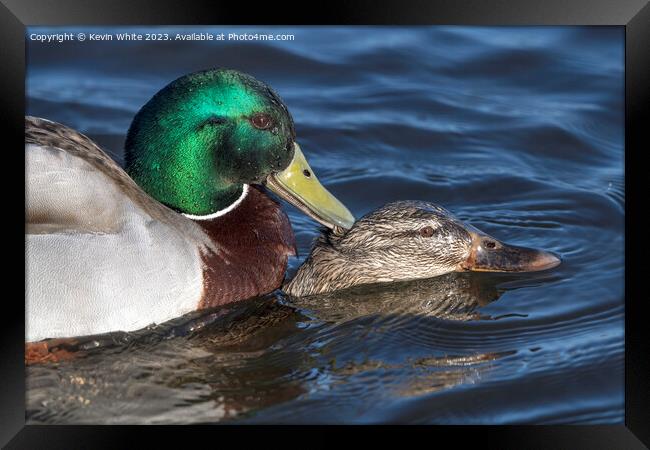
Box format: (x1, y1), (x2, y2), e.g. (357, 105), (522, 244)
(303, 169), (311, 178)
(484, 240), (496, 249)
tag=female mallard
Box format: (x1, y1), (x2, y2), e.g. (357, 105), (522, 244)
(284, 201), (560, 297)
(25, 69), (354, 348)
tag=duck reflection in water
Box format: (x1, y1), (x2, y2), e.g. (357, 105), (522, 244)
(289, 272), (501, 323)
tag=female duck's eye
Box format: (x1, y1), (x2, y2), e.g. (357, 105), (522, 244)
(251, 113), (273, 130)
(420, 226), (435, 237)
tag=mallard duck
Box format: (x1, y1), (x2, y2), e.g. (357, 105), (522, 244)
(284, 201), (560, 296)
(25, 69), (355, 346)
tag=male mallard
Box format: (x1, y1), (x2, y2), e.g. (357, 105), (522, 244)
(25, 69), (354, 346)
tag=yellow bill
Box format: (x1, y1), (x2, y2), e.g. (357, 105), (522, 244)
(267, 143), (355, 231)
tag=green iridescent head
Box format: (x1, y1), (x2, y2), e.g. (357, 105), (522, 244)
(125, 69), (296, 215)
(125, 69), (354, 229)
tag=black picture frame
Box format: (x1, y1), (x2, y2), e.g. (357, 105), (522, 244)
(2, 0), (647, 447)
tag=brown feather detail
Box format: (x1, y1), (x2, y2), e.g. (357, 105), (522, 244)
(196, 186), (296, 309)
(25, 339), (84, 366)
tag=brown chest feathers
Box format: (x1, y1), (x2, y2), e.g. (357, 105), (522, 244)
(195, 186), (296, 309)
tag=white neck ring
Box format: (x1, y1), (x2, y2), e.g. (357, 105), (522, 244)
(182, 184), (249, 221)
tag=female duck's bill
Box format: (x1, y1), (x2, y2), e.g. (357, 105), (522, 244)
(284, 201), (561, 297)
(266, 143), (355, 231)
(457, 226), (561, 273)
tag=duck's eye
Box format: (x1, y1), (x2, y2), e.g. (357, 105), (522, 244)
(420, 226), (435, 237)
(484, 240), (497, 249)
(251, 113), (274, 130)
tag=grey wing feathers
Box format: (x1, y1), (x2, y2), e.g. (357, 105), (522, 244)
(25, 116), (218, 252)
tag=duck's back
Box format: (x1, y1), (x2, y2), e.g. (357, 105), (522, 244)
(25, 117), (208, 342)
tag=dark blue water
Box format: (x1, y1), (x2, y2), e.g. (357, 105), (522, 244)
(25, 26), (624, 424)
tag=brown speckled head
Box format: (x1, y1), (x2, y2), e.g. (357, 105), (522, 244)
(285, 201), (560, 297)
